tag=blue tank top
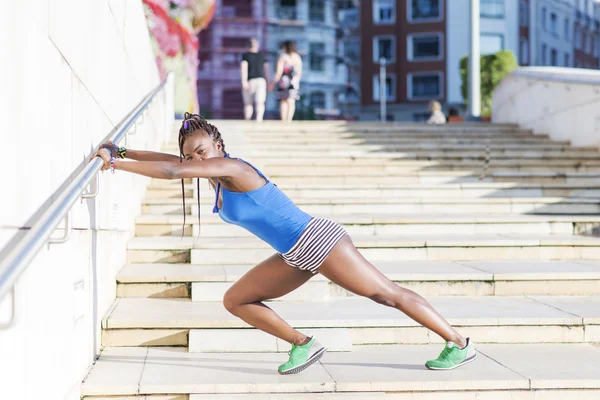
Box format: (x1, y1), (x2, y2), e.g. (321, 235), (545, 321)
(212, 155), (313, 253)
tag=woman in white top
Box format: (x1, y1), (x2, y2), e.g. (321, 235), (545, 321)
(270, 40), (302, 121)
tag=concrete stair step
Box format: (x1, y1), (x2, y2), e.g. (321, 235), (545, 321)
(125, 234), (600, 264)
(204, 151), (600, 159)
(164, 143), (581, 152)
(241, 136), (567, 144)
(141, 197), (600, 215)
(145, 182), (600, 200)
(116, 261), (600, 299)
(142, 198), (600, 218)
(238, 157), (600, 167)
(101, 296), (600, 348)
(148, 174), (600, 186)
(81, 343), (600, 398)
(134, 214), (600, 237)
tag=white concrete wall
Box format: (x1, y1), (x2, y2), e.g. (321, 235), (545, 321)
(0, 1), (169, 399)
(492, 66), (600, 147)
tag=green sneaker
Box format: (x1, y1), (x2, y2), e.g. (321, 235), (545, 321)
(278, 337), (327, 375)
(426, 338), (477, 370)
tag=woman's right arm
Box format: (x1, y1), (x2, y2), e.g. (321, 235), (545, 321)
(99, 141), (180, 162)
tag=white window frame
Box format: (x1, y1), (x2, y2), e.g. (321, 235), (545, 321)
(372, 73), (397, 102)
(407, 0), (444, 23)
(550, 13), (558, 36)
(541, 7), (547, 31)
(373, 0), (396, 25)
(519, 0), (528, 26)
(541, 43), (547, 64)
(520, 38), (529, 64)
(310, 91), (327, 110)
(407, 71), (444, 100)
(373, 35), (396, 63)
(407, 32), (444, 62)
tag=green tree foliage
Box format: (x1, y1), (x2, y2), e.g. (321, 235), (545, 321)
(460, 50), (517, 116)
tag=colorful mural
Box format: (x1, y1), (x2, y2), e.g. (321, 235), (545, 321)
(141, 0), (215, 115)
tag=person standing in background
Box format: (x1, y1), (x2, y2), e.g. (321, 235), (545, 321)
(241, 38), (269, 121)
(270, 41), (302, 122)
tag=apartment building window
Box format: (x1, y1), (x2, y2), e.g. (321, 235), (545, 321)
(593, 34), (599, 57)
(310, 91), (326, 109)
(541, 8), (547, 31)
(222, 37), (250, 49)
(564, 19), (570, 40)
(222, 0), (253, 18)
(541, 43), (547, 64)
(480, 33), (504, 55)
(373, 36), (395, 63)
(564, 53), (570, 67)
(309, 42), (326, 71)
(408, 33), (443, 61)
(408, 0), (442, 22)
(520, 39), (529, 64)
(344, 39), (359, 62)
(551, 48), (558, 65)
(583, 32), (589, 53)
(372, 74), (397, 101)
(519, 1), (528, 26)
(408, 72), (442, 99)
(309, 0), (325, 22)
(373, 0), (395, 24)
(278, 0), (297, 20)
(480, 0), (505, 19)
(550, 13), (558, 36)
(575, 26), (582, 49)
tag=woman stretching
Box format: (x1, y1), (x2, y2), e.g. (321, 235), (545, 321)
(94, 113), (476, 374)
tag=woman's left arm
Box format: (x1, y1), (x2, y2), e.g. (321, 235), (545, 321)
(95, 149), (240, 179)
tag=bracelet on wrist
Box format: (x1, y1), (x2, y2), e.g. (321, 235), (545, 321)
(118, 146), (127, 159)
(110, 157), (117, 174)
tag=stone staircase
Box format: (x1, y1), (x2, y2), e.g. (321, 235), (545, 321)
(82, 121), (600, 399)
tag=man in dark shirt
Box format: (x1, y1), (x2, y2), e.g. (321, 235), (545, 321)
(241, 38), (269, 121)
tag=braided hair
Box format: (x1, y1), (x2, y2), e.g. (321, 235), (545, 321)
(177, 112), (227, 237)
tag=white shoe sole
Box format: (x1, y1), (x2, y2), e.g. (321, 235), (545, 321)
(278, 346), (327, 375)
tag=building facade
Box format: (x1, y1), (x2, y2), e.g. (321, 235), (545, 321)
(197, 0), (347, 119)
(359, 0), (600, 122)
(446, 0), (519, 106)
(572, 0), (600, 68)
(360, 0), (449, 121)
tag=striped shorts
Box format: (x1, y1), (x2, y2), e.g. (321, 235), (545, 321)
(278, 217), (348, 274)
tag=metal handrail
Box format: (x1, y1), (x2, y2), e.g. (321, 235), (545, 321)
(0, 76), (169, 303)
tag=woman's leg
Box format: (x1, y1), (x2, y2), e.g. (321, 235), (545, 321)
(286, 98), (296, 121)
(279, 99), (289, 121)
(223, 254), (314, 345)
(318, 236), (467, 347)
